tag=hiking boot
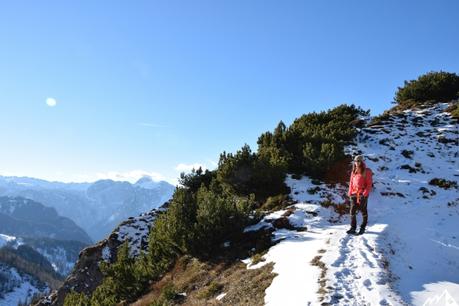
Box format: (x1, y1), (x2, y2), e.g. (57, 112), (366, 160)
(346, 228), (357, 234)
(358, 227), (365, 235)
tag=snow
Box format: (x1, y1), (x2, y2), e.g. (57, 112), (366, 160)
(36, 246), (75, 276)
(244, 210), (282, 233)
(412, 283), (459, 306)
(0, 280), (41, 306)
(322, 223), (404, 305)
(0, 264), (48, 306)
(216, 292), (227, 300)
(113, 210), (158, 257)
(0, 233), (16, 248)
(242, 102), (459, 305)
(134, 176), (162, 189)
(101, 246), (111, 262)
(264, 224), (329, 305)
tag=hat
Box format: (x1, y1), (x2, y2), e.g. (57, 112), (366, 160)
(353, 155), (364, 162)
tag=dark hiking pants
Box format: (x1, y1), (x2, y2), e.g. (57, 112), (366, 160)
(349, 194), (368, 230)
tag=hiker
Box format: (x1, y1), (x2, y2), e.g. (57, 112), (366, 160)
(346, 155), (373, 235)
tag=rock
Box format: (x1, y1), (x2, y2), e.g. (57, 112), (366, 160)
(34, 208), (162, 306)
(271, 217), (295, 230)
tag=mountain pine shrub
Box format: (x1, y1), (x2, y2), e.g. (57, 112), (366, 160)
(217, 144), (288, 201)
(63, 291), (90, 306)
(258, 104), (368, 179)
(395, 71), (459, 106)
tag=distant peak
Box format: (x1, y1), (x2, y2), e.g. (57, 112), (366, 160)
(134, 176), (163, 190)
(135, 176), (154, 184)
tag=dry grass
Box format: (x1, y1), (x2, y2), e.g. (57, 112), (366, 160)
(250, 252), (267, 266)
(131, 255), (275, 306)
(259, 194), (294, 212)
(445, 101), (459, 119)
(310, 254), (328, 302)
(320, 200), (349, 216)
(131, 228), (278, 306)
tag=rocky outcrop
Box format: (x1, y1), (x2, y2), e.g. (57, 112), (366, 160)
(34, 206), (165, 306)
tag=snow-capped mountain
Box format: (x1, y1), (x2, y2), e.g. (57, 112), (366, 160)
(134, 176), (171, 191)
(0, 234), (17, 249)
(0, 176), (175, 241)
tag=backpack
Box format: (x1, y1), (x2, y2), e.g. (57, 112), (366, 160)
(363, 167), (373, 188)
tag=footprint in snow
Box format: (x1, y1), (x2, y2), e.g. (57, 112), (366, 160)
(331, 292), (344, 302)
(363, 278), (373, 290)
(345, 292), (354, 299)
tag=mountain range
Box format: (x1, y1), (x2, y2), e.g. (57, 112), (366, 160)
(0, 176), (175, 241)
(0, 177), (174, 305)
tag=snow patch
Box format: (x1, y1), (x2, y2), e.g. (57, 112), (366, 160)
(101, 246), (111, 262)
(216, 292), (227, 300)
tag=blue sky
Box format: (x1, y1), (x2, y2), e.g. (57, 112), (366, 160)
(0, 0), (458, 185)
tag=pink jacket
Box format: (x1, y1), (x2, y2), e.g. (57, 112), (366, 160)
(348, 162), (373, 197)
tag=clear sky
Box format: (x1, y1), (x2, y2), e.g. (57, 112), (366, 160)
(1, 0), (458, 185)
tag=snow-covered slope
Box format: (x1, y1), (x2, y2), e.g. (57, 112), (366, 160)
(20, 238), (88, 277)
(0, 234), (17, 249)
(0, 263), (49, 306)
(243, 102), (459, 305)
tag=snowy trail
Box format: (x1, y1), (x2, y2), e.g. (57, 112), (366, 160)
(243, 103), (459, 305)
(244, 202), (405, 305)
(245, 194), (457, 305)
(323, 224), (405, 306)
(247, 201), (407, 305)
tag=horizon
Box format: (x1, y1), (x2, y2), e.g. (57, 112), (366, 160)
(1, 0), (458, 185)
(0, 172), (174, 185)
